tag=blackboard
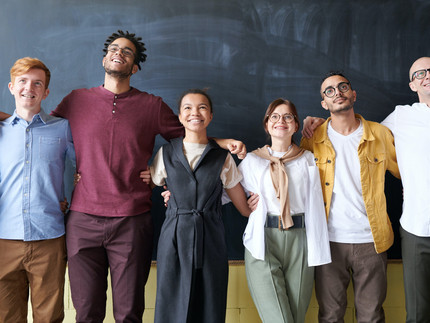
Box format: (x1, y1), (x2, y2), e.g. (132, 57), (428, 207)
(2, 0), (429, 259)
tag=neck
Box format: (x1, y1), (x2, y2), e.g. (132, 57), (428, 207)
(329, 110), (359, 135)
(270, 137), (293, 152)
(16, 106), (41, 122)
(419, 96), (430, 108)
(183, 130), (209, 144)
(104, 74), (132, 94)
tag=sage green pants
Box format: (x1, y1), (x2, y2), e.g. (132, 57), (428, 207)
(245, 227), (314, 323)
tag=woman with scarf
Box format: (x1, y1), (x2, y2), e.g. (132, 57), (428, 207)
(239, 98), (331, 323)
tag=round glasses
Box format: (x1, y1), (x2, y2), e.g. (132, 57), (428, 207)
(411, 69), (430, 81)
(322, 82), (351, 98)
(268, 113), (296, 123)
(107, 44), (135, 58)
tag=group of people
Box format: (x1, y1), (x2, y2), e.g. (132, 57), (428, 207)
(0, 28), (428, 323)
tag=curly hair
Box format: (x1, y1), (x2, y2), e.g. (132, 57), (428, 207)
(103, 30), (147, 70)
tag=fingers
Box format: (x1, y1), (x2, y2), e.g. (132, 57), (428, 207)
(161, 188), (171, 207)
(228, 141), (247, 159)
(247, 192), (259, 212)
(73, 173), (81, 186)
(139, 166), (151, 184)
(60, 197), (69, 214)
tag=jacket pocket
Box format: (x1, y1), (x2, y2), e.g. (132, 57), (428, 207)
(366, 153), (386, 183)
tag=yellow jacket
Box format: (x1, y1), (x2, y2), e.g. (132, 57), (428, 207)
(300, 114), (400, 253)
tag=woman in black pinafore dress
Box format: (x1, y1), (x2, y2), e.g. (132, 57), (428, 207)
(149, 89), (252, 323)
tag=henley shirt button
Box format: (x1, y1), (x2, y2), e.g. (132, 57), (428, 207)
(26, 129), (30, 132)
(327, 160), (331, 163)
(314, 158), (318, 161)
(325, 182), (330, 186)
(374, 158), (378, 162)
(112, 110), (116, 114)
(113, 102), (116, 106)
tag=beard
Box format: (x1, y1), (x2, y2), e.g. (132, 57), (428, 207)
(103, 62), (134, 80)
(329, 98), (354, 114)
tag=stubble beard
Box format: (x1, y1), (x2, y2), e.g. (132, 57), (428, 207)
(103, 63), (134, 80)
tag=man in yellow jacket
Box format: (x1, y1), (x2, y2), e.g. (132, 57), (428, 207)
(301, 71), (400, 323)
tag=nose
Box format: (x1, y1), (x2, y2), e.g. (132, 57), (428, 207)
(25, 82), (34, 91)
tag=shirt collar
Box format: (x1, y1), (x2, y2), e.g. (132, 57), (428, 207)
(315, 113), (374, 143)
(9, 108), (49, 126)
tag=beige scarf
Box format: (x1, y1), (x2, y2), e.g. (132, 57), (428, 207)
(252, 144), (305, 229)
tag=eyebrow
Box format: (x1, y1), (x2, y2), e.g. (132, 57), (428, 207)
(110, 44), (134, 52)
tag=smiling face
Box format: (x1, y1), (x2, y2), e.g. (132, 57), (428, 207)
(102, 37), (138, 79)
(178, 93), (213, 135)
(409, 57), (430, 104)
(320, 75), (356, 115)
(8, 68), (49, 118)
(266, 103), (298, 143)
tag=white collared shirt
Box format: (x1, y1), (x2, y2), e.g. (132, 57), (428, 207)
(239, 148), (331, 266)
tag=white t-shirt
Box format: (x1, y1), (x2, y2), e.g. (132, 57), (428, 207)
(327, 120), (373, 243)
(382, 102), (430, 237)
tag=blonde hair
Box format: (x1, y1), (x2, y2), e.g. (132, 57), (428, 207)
(10, 57), (51, 89)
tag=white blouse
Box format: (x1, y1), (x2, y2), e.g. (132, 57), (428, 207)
(239, 148), (331, 266)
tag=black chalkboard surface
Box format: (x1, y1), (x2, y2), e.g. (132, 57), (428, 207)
(1, 0), (428, 259)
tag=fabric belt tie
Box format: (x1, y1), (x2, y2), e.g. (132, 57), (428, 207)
(265, 213), (305, 230)
(177, 208), (204, 269)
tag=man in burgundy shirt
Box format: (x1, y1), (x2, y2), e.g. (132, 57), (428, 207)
(51, 30), (244, 322)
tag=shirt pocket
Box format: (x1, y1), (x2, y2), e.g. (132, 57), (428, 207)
(313, 156), (334, 186)
(366, 153), (386, 183)
(39, 136), (62, 162)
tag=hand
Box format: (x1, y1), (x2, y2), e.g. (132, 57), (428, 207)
(139, 166), (151, 184)
(247, 192), (259, 212)
(60, 197), (69, 215)
(161, 186), (171, 207)
(0, 111), (11, 121)
(74, 173), (81, 186)
(227, 140), (247, 159)
(301, 116), (325, 138)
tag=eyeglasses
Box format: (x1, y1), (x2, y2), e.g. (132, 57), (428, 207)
(107, 44), (135, 58)
(268, 113), (296, 123)
(322, 82), (351, 98)
(411, 69), (430, 81)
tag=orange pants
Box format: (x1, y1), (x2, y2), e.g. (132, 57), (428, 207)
(0, 236), (66, 323)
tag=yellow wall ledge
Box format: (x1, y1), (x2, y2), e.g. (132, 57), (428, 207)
(29, 261), (406, 323)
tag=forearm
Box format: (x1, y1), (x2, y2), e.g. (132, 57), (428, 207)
(226, 183), (252, 217)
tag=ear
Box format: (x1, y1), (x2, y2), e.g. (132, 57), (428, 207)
(409, 81), (418, 93)
(8, 82), (14, 95)
(132, 64), (139, 75)
(352, 90), (357, 103)
(178, 112), (183, 125)
(102, 56), (106, 67)
(321, 100), (328, 111)
(42, 88), (50, 100)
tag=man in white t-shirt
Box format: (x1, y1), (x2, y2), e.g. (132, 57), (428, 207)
(301, 72), (400, 323)
(381, 57), (430, 323)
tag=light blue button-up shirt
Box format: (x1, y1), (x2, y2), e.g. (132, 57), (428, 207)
(0, 109), (75, 241)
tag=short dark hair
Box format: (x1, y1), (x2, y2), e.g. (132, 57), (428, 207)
(103, 30), (147, 70)
(177, 88), (213, 113)
(321, 71), (351, 84)
(320, 71), (353, 97)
